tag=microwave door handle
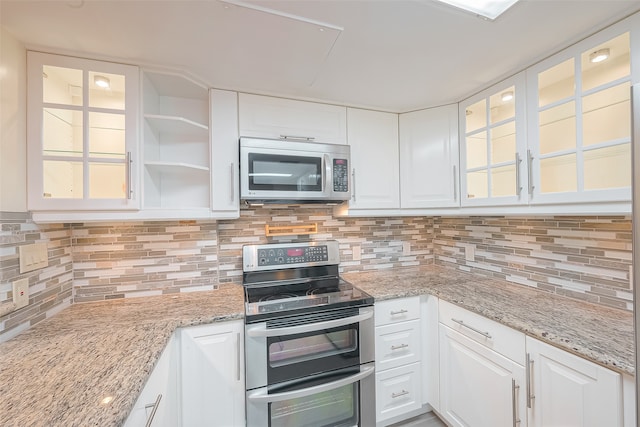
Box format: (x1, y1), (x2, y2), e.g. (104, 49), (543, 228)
(246, 309), (373, 338)
(324, 153), (330, 192)
(247, 364), (374, 403)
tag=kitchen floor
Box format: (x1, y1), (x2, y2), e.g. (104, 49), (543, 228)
(389, 412), (447, 427)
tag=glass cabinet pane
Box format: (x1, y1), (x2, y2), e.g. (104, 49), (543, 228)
(540, 154), (577, 193)
(89, 163), (126, 198)
(581, 33), (630, 92)
(491, 122), (516, 164)
(466, 132), (487, 169)
(582, 82), (630, 146)
(43, 160), (83, 198)
(88, 71), (126, 110)
(539, 101), (576, 154)
(43, 108), (83, 157)
(89, 112), (126, 158)
(584, 144), (631, 190)
(491, 165), (516, 197)
(538, 59), (574, 107)
(490, 86), (515, 124)
(467, 170), (488, 199)
(465, 100), (486, 132)
(43, 65), (83, 106)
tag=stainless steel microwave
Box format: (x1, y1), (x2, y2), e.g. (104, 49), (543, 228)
(240, 137), (351, 204)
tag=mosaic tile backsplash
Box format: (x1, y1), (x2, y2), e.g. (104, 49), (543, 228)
(0, 207), (634, 340)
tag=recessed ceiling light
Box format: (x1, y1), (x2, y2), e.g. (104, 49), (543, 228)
(94, 75), (110, 89)
(589, 48), (610, 63)
(434, 0), (520, 20)
(501, 91), (514, 102)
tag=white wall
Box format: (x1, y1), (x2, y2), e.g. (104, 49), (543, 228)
(0, 27), (27, 212)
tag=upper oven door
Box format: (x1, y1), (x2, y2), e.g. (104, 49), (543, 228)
(245, 306), (374, 390)
(240, 138), (350, 202)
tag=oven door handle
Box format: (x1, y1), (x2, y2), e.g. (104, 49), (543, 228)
(247, 364), (375, 403)
(246, 310), (373, 338)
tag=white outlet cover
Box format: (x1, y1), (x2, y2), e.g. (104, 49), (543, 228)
(13, 278), (29, 309)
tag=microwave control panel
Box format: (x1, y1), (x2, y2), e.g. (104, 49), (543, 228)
(333, 159), (349, 192)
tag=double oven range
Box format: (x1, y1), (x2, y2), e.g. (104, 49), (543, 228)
(242, 240), (375, 427)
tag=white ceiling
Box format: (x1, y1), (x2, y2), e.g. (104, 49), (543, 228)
(2, 0), (640, 113)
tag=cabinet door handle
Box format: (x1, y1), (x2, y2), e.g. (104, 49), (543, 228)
(390, 309), (408, 316)
(512, 379), (521, 427)
(391, 390), (409, 399)
(391, 343), (409, 351)
(452, 165), (457, 201)
(144, 394), (162, 427)
(527, 149), (534, 196)
(279, 135), (315, 141)
(451, 318), (492, 339)
(515, 152), (522, 197)
(526, 353), (535, 408)
(236, 332), (241, 382)
(351, 168), (356, 202)
(126, 151), (133, 200)
(230, 162), (235, 203)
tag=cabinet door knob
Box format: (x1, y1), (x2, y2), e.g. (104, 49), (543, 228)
(391, 343), (409, 351)
(391, 390), (409, 399)
(144, 394), (162, 427)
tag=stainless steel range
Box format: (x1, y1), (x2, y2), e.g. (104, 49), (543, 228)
(242, 240), (376, 427)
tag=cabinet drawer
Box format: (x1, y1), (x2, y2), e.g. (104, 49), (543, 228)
(375, 319), (421, 371)
(376, 362), (422, 423)
(375, 297), (420, 326)
(439, 299), (525, 364)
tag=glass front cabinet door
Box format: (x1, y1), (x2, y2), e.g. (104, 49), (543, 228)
(459, 73), (528, 207)
(526, 23), (637, 205)
(27, 52), (139, 211)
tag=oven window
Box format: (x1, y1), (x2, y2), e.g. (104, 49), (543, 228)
(248, 153), (322, 191)
(268, 329), (357, 368)
(270, 382), (358, 427)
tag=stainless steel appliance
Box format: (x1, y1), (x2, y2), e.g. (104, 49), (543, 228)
(242, 240), (375, 427)
(240, 137), (351, 204)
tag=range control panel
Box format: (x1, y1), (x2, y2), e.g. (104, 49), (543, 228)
(243, 241), (340, 271)
(257, 245), (328, 266)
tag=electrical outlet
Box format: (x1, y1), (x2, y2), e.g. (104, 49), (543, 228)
(402, 241), (411, 255)
(462, 244), (475, 262)
(353, 245), (362, 261)
(13, 278), (29, 309)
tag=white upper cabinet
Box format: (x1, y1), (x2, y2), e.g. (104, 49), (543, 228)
(142, 70), (211, 216)
(346, 108), (400, 210)
(238, 93), (347, 144)
(27, 51), (140, 211)
(210, 89), (240, 217)
(526, 19), (639, 205)
(459, 73), (527, 207)
(399, 104), (459, 209)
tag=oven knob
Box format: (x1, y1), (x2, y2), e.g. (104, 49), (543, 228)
(269, 250), (275, 256)
(259, 258), (267, 265)
(277, 257), (284, 263)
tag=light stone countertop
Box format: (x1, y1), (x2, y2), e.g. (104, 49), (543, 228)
(343, 265), (635, 376)
(0, 283), (244, 427)
(0, 266), (635, 427)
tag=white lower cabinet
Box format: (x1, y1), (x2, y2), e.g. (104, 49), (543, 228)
(179, 320), (245, 427)
(526, 336), (622, 427)
(439, 324), (526, 427)
(375, 297), (425, 426)
(124, 335), (179, 427)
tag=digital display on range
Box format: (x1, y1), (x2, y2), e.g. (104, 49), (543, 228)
(257, 245), (329, 266)
(287, 248), (304, 257)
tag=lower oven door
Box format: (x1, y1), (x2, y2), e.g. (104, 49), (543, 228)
(246, 362), (375, 427)
(245, 306), (375, 389)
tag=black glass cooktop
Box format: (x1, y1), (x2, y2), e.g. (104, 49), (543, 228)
(244, 277), (373, 323)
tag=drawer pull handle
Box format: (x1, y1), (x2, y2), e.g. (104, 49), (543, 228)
(391, 390), (409, 399)
(451, 318), (492, 339)
(390, 309), (408, 316)
(391, 343), (409, 351)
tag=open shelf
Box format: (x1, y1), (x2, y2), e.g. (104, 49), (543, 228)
(145, 161), (209, 173)
(144, 114), (208, 134)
